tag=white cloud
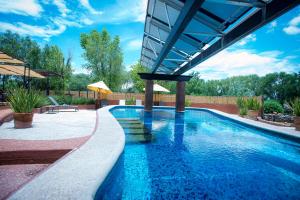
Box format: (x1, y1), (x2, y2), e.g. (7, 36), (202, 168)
(0, 0), (43, 16)
(283, 14), (300, 35)
(79, 0), (102, 15)
(127, 39), (142, 51)
(267, 20), (277, 33)
(53, 0), (70, 17)
(236, 34), (256, 46)
(192, 48), (299, 80)
(80, 18), (93, 25)
(0, 21), (66, 40)
(93, 0), (147, 24)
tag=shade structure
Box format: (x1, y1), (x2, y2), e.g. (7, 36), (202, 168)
(144, 83), (170, 93)
(0, 64), (45, 78)
(87, 81), (112, 94)
(0, 51), (44, 78)
(141, 0), (298, 75)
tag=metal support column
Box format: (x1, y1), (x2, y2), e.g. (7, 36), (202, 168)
(144, 80), (154, 112)
(176, 81), (185, 112)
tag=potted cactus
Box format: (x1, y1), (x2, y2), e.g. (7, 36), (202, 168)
(292, 98), (300, 131)
(8, 88), (39, 128)
(247, 97), (261, 120)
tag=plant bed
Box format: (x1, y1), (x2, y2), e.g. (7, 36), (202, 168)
(257, 117), (293, 127)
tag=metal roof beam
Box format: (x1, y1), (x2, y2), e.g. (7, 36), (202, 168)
(150, 17), (204, 49)
(138, 73), (193, 81)
(174, 0), (300, 75)
(159, 0), (225, 33)
(206, 0), (266, 8)
(152, 0), (205, 73)
(144, 32), (191, 58)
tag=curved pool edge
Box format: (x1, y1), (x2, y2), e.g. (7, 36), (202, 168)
(8, 105), (299, 200)
(8, 106), (125, 200)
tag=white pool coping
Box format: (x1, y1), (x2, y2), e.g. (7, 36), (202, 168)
(199, 108), (300, 141)
(9, 106), (299, 200)
(9, 106), (125, 200)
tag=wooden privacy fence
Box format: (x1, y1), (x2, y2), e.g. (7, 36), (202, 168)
(52, 90), (262, 105)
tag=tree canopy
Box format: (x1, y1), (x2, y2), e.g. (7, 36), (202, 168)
(0, 31), (72, 93)
(80, 29), (125, 91)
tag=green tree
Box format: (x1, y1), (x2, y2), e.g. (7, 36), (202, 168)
(80, 29), (124, 91)
(68, 73), (92, 91)
(129, 61), (148, 92)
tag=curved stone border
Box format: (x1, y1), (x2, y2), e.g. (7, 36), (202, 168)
(9, 106), (125, 200)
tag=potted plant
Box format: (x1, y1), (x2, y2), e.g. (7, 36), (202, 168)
(292, 98), (300, 131)
(247, 97), (261, 120)
(8, 88), (39, 128)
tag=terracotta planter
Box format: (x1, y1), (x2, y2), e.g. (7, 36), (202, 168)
(294, 116), (300, 131)
(13, 113), (34, 129)
(247, 110), (259, 120)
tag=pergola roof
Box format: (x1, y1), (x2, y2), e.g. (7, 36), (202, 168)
(0, 64), (45, 78)
(0, 51), (44, 78)
(141, 0), (299, 75)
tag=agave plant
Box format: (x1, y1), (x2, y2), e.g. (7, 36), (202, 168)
(8, 88), (39, 113)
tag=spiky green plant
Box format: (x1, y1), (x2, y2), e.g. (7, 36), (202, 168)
(292, 98), (300, 116)
(185, 99), (191, 107)
(239, 107), (248, 116)
(247, 97), (261, 111)
(126, 97), (136, 105)
(8, 88), (39, 113)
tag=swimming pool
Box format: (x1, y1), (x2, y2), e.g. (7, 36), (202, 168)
(96, 107), (300, 199)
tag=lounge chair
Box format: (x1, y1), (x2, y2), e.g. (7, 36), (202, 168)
(136, 99), (142, 106)
(48, 96), (78, 112)
(119, 99), (126, 105)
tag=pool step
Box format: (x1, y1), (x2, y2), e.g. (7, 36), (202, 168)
(117, 118), (153, 144)
(120, 123), (144, 129)
(124, 128), (150, 135)
(125, 134), (153, 144)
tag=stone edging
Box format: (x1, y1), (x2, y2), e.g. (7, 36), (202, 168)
(9, 106), (125, 200)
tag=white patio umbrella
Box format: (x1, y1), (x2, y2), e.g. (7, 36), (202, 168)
(143, 84), (170, 93)
(143, 83), (170, 104)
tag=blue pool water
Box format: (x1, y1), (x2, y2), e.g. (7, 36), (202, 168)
(96, 107), (300, 200)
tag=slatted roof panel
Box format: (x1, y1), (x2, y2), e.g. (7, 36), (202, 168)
(140, 0), (299, 75)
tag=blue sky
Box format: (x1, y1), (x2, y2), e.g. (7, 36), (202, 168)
(0, 0), (299, 79)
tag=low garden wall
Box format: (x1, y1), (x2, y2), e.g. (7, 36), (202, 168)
(50, 91), (262, 114)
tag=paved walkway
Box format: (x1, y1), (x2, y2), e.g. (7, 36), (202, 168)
(0, 110), (97, 200)
(0, 110), (96, 140)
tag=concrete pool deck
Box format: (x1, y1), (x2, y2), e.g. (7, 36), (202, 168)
(7, 106), (299, 200)
(0, 110), (96, 140)
(0, 110), (97, 200)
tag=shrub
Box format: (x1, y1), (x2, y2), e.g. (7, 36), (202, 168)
(185, 99), (191, 107)
(72, 97), (95, 105)
(246, 97), (261, 111)
(126, 97), (136, 105)
(35, 93), (51, 108)
(8, 88), (39, 113)
(237, 97), (247, 109)
(239, 107), (248, 116)
(263, 100), (284, 114)
(292, 98), (300, 116)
